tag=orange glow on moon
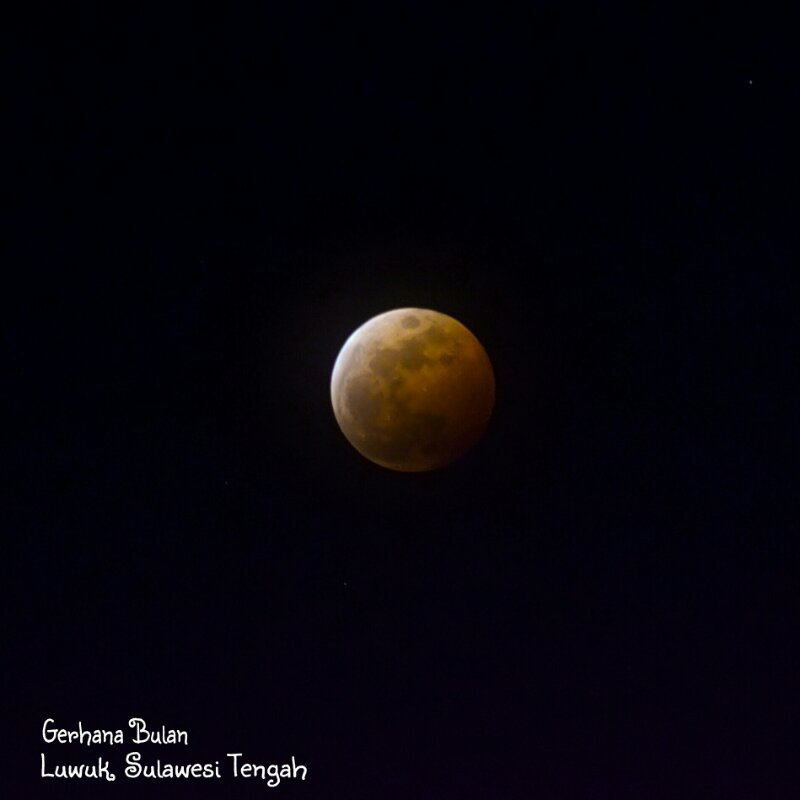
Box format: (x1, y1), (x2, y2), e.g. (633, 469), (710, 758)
(331, 308), (495, 471)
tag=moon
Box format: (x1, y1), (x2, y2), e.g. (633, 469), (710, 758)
(331, 308), (495, 471)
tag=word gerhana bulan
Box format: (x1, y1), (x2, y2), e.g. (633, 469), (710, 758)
(42, 718), (188, 746)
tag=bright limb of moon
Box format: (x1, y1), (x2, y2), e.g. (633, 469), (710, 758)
(331, 308), (495, 472)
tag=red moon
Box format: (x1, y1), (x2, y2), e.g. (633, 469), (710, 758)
(331, 308), (495, 471)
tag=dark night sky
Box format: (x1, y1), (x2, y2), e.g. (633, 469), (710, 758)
(5, 6), (797, 797)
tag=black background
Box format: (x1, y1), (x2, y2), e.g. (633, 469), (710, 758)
(5, 6), (797, 797)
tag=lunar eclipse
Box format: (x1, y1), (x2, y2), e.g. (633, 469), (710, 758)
(331, 308), (495, 471)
